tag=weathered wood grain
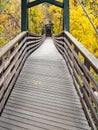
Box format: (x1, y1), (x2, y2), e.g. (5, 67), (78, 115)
(54, 32), (98, 129)
(0, 38), (90, 130)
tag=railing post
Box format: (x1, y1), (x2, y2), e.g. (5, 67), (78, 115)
(63, 0), (69, 32)
(84, 59), (90, 83)
(0, 57), (2, 66)
(0, 57), (2, 78)
(74, 46), (79, 54)
(21, 0), (28, 31)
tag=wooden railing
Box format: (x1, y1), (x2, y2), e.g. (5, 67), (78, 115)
(53, 31), (98, 130)
(0, 32), (45, 115)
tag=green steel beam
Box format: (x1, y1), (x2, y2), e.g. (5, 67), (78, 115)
(28, 0), (63, 8)
(45, 0), (63, 8)
(28, 0), (44, 8)
(21, 0), (70, 32)
(21, 0), (28, 31)
(63, 0), (69, 32)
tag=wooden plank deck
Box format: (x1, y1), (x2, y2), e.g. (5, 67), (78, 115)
(0, 38), (90, 130)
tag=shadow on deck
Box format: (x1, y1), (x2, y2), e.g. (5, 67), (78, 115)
(0, 38), (90, 130)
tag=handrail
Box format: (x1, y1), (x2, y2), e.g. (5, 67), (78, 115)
(53, 31), (98, 129)
(64, 31), (98, 73)
(0, 32), (45, 115)
(0, 32), (27, 57)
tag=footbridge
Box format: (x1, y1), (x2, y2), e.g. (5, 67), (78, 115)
(0, 0), (98, 130)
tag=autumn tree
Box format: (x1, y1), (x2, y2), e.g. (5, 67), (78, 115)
(0, 0), (21, 47)
(70, 0), (98, 57)
(0, 0), (98, 58)
(28, 4), (45, 34)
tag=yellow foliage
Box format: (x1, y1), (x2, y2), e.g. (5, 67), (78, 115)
(70, 0), (98, 57)
(0, 0), (98, 58)
(49, 5), (63, 34)
(0, 0), (21, 47)
(28, 4), (45, 34)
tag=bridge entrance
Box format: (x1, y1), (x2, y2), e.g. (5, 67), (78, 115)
(21, 0), (69, 32)
(44, 23), (54, 37)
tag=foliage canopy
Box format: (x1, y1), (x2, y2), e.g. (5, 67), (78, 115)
(0, 0), (98, 57)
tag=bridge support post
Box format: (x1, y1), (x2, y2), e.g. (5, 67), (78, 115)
(21, 0), (28, 31)
(63, 0), (69, 32)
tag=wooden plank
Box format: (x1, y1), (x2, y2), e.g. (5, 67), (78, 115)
(11, 89), (81, 105)
(13, 85), (79, 99)
(0, 47), (27, 101)
(8, 95), (84, 114)
(0, 53), (27, 114)
(4, 103), (88, 127)
(0, 38), (90, 130)
(6, 100), (86, 121)
(54, 34), (98, 129)
(2, 110), (89, 130)
(0, 118), (45, 130)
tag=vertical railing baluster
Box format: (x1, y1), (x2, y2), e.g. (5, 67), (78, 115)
(84, 58), (91, 101)
(54, 31), (98, 129)
(0, 57), (2, 65)
(84, 58), (90, 81)
(0, 57), (2, 78)
(10, 47), (15, 54)
(0, 32), (27, 115)
(74, 46), (79, 54)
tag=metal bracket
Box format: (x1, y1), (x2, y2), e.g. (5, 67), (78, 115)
(28, 0), (63, 8)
